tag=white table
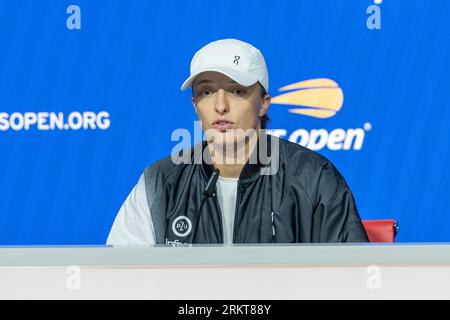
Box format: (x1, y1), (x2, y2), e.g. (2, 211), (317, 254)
(1, 244), (450, 299)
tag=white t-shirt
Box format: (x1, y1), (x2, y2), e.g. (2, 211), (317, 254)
(215, 176), (238, 243)
(106, 174), (239, 245)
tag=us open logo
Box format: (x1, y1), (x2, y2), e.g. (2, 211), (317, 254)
(172, 216), (193, 237)
(271, 78), (343, 118)
(269, 78), (373, 151)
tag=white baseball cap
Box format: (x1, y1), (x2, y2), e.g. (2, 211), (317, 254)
(181, 38), (269, 93)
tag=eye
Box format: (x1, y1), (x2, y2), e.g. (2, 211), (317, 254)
(196, 89), (213, 98)
(232, 88), (246, 96)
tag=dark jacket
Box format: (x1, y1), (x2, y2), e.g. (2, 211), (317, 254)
(143, 133), (368, 245)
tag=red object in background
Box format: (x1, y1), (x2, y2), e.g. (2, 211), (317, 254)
(362, 219), (399, 243)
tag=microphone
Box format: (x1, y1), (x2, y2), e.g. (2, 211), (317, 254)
(192, 168), (220, 243)
(203, 168), (220, 197)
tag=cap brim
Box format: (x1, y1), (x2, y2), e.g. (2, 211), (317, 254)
(180, 67), (258, 91)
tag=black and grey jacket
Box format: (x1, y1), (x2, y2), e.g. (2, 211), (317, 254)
(142, 133), (368, 245)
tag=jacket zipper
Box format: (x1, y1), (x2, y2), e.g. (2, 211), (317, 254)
(232, 181), (245, 243)
(211, 189), (225, 243)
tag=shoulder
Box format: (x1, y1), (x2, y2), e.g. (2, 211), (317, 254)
(274, 136), (347, 203)
(143, 154), (180, 180)
(275, 135), (331, 174)
(143, 144), (199, 187)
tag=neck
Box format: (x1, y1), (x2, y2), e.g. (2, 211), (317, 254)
(207, 129), (260, 179)
(213, 162), (245, 179)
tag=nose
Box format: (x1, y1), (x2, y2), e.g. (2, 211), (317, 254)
(214, 89), (230, 115)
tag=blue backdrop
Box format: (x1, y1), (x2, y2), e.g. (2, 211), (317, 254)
(1, 0), (449, 244)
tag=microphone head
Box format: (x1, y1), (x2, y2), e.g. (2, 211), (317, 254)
(203, 168), (220, 197)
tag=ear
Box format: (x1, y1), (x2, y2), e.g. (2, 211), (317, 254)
(192, 96), (198, 114)
(259, 95), (271, 117)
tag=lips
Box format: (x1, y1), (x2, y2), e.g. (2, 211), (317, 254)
(212, 120), (234, 132)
